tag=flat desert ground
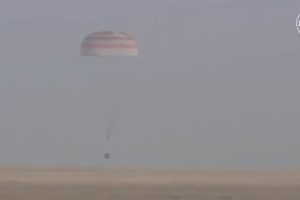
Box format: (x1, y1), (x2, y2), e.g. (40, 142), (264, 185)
(0, 166), (300, 199)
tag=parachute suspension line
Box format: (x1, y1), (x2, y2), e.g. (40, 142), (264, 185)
(102, 65), (134, 160)
(104, 102), (122, 143)
(104, 65), (134, 145)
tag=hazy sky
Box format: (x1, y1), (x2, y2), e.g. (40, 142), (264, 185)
(0, 0), (300, 168)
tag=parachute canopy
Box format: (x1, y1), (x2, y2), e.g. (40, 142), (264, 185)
(81, 31), (138, 57)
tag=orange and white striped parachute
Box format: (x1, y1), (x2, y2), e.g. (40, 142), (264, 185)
(81, 31), (138, 57)
(80, 31), (138, 159)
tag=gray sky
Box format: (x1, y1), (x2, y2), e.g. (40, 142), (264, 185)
(0, 0), (300, 169)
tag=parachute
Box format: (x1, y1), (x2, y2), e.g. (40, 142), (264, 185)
(81, 31), (138, 57)
(80, 31), (138, 160)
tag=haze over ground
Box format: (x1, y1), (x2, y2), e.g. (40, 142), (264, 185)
(0, 0), (299, 168)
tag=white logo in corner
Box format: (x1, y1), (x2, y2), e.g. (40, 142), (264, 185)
(297, 14), (300, 34)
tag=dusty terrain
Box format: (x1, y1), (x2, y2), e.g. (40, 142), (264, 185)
(0, 166), (300, 200)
